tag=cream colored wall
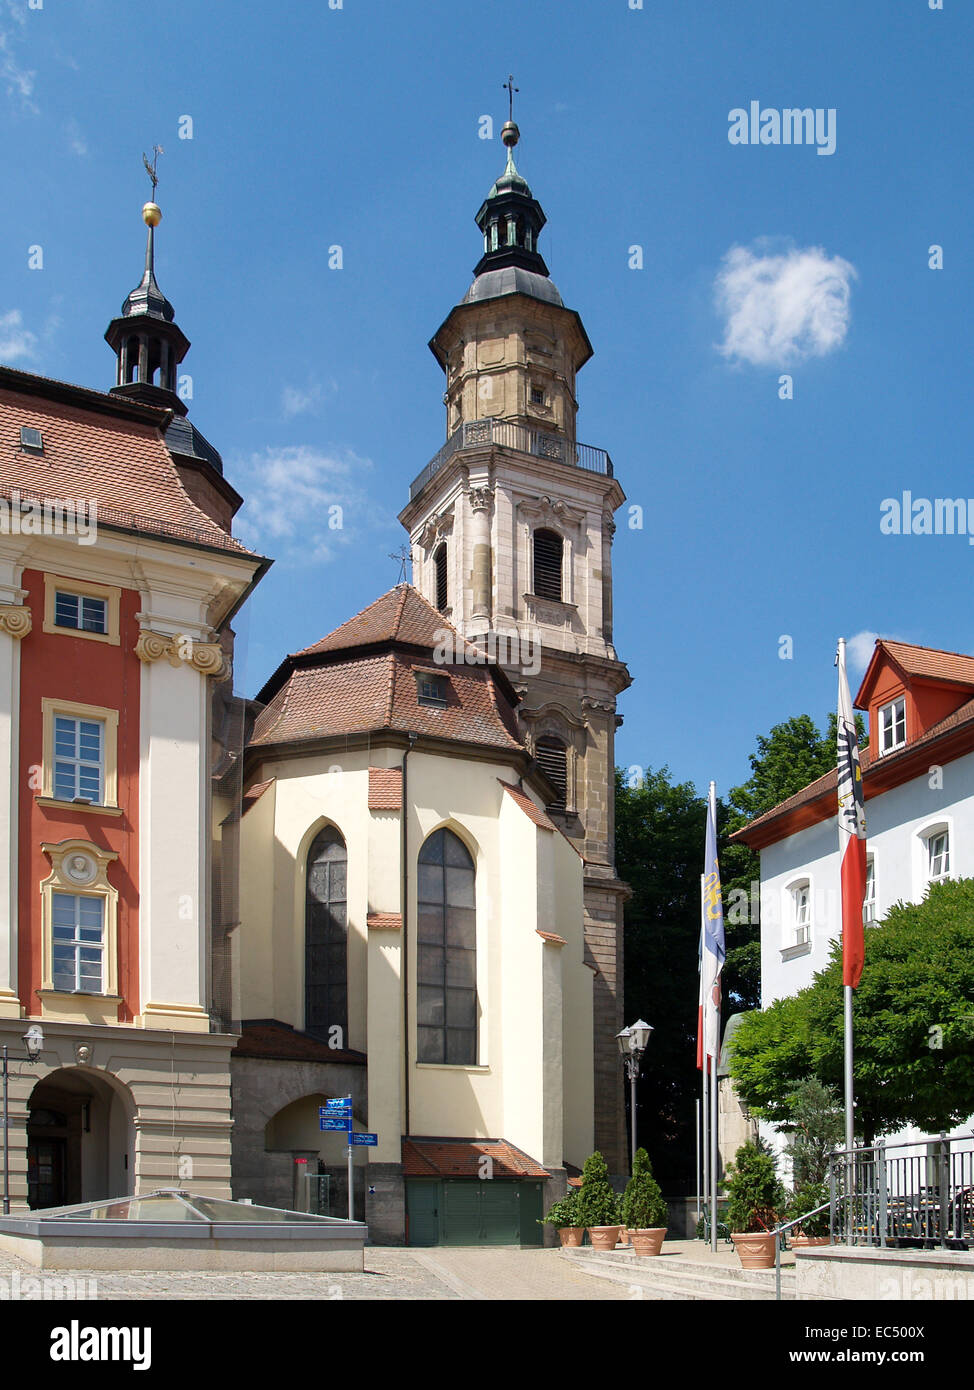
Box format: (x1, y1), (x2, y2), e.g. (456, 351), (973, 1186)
(238, 739), (594, 1169)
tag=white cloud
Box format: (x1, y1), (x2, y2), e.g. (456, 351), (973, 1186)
(0, 27), (36, 112)
(282, 382), (322, 418)
(66, 117), (87, 157)
(233, 445), (376, 564)
(0, 309), (37, 362)
(714, 241), (857, 367)
(846, 630), (881, 674)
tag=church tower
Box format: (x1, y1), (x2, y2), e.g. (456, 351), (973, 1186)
(399, 112), (631, 1170)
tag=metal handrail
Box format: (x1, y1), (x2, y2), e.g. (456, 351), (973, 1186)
(408, 418), (614, 498)
(771, 1200), (834, 1302)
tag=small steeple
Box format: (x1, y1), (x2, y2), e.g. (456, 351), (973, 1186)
(105, 147), (190, 416)
(473, 84), (549, 279)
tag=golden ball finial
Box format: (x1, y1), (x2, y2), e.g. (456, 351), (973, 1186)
(142, 201), (162, 228)
(501, 120), (520, 149)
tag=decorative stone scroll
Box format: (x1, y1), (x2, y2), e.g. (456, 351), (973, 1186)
(0, 604), (31, 639)
(135, 629), (228, 678)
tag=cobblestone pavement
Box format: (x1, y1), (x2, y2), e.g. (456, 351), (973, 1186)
(0, 1245), (631, 1301)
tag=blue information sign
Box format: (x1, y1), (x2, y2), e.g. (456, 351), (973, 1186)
(320, 1117), (349, 1132)
(349, 1132), (378, 1146)
(320, 1101), (352, 1117)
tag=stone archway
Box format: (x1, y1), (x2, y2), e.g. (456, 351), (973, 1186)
(27, 1067), (135, 1210)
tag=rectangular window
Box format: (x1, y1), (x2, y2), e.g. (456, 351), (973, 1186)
(416, 672), (448, 707)
(531, 386), (545, 405)
(20, 426), (43, 454)
(53, 716), (104, 803)
(879, 698), (906, 754)
(863, 859), (876, 924)
(51, 893), (104, 993)
(793, 885), (810, 945)
(54, 590), (108, 635)
(928, 831), (949, 882)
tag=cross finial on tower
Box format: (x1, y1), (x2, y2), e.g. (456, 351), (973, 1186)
(503, 74), (519, 123)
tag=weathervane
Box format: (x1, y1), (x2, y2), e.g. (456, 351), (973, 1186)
(503, 74), (519, 123)
(142, 144), (164, 196)
(389, 545), (411, 584)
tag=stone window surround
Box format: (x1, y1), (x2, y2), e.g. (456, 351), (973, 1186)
(38, 837), (120, 1004)
(42, 573), (121, 647)
(38, 697), (120, 816)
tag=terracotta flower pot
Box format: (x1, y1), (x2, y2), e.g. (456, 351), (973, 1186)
(618, 1225), (630, 1246)
(629, 1227), (667, 1257)
(731, 1232), (777, 1269)
(587, 1225), (622, 1250)
(790, 1234), (830, 1248)
(558, 1227), (584, 1247)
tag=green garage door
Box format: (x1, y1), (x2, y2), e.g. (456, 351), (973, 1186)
(406, 1179), (544, 1245)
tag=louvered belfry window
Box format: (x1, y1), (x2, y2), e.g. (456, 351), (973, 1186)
(433, 543), (448, 613)
(305, 826), (348, 1041)
(417, 829), (477, 1065)
(533, 529), (563, 601)
(535, 737), (568, 812)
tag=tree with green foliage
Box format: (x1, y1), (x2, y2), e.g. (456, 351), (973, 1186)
(616, 765), (707, 1181)
(730, 879), (974, 1141)
(620, 1148), (668, 1230)
(779, 1078), (844, 1185)
(575, 1151), (621, 1228)
(723, 1139), (785, 1233)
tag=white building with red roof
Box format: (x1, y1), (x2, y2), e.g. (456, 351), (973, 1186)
(733, 637), (974, 1163)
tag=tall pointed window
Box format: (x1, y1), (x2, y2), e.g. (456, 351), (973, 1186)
(433, 543), (448, 613)
(305, 827), (348, 1041)
(417, 829), (477, 1065)
(533, 528), (563, 601)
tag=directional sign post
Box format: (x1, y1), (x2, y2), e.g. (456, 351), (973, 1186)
(349, 1133), (378, 1146)
(316, 1099), (377, 1219)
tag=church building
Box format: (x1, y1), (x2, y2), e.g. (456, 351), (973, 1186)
(230, 116), (632, 1242)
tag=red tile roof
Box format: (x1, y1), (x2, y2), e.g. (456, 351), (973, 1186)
(0, 373), (254, 556)
(401, 1138), (549, 1179)
(241, 778), (274, 815)
(368, 767), (403, 810)
(733, 693), (974, 846)
(250, 594), (525, 756)
(536, 930), (567, 945)
(232, 1019), (366, 1064)
(498, 779), (557, 831)
(868, 640), (974, 690)
(366, 912), (402, 931)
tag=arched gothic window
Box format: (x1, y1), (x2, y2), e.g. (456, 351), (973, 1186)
(417, 829), (476, 1064)
(305, 826), (348, 1040)
(533, 528), (563, 601)
(535, 736), (568, 813)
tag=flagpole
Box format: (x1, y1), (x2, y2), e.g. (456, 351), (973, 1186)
(709, 780), (720, 1253)
(700, 873), (709, 1238)
(695, 1100), (702, 1226)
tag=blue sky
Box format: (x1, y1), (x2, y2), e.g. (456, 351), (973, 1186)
(2, 0), (972, 798)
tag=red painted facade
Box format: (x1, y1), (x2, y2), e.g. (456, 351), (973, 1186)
(17, 568), (141, 1022)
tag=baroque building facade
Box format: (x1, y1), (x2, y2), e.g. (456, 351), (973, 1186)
(398, 120), (631, 1168)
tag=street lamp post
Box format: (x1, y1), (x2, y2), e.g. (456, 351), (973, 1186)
(2, 1025), (44, 1215)
(617, 1019), (653, 1175)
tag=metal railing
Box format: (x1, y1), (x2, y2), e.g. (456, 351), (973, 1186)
(828, 1134), (974, 1251)
(408, 419), (613, 498)
(772, 1201), (833, 1302)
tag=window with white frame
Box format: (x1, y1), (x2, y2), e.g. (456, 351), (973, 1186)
(863, 856), (877, 924)
(54, 590), (108, 635)
(926, 828), (950, 884)
(792, 882), (811, 945)
(51, 892), (104, 993)
(53, 715), (103, 803)
(878, 697), (906, 755)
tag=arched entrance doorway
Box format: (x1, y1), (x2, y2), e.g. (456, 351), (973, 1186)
(26, 1068), (134, 1210)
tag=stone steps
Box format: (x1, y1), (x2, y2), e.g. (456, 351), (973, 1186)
(562, 1246), (799, 1301)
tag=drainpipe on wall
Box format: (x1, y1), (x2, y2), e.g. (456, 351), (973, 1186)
(401, 733), (417, 1138)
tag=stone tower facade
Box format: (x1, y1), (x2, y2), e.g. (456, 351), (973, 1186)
(398, 121), (631, 1170)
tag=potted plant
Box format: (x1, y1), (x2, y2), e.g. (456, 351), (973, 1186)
(575, 1151), (622, 1249)
(724, 1140), (785, 1269)
(620, 1147), (668, 1256)
(540, 1190), (584, 1247)
(784, 1181), (831, 1248)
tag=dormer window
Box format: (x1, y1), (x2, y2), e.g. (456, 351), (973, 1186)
(878, 697), (906, 755)
(416, 671), (448, 708)
(20, 426), (43, 455)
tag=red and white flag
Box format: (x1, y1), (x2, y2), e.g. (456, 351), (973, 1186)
(837, 639), (867, 988)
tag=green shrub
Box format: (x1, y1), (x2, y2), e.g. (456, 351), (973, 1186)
(784, 1181), (830, 1237)
(724, 1140), (785, 1233)
(540, 1189), (581, 1227)
(575, 1151), (620, 1228)
(620, 1148), (668, 1230)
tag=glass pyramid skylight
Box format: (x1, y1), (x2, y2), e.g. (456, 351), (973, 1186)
(29, 1189), (344, 1224)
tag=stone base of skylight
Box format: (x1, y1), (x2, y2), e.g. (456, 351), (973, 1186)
(0, 1232), (367, 1272)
